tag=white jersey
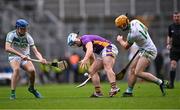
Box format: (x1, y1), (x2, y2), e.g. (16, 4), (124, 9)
(127, 19), (157, 53)
(6, 30), (35, 56)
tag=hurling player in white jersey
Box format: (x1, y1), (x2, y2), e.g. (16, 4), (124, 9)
(115, 15), (165, 97)
(5, 19), (47, 99)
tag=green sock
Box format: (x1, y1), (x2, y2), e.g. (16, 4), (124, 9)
(11, 90), (15, 95)
(29, 85), (34, 89)
(125, 87), (133, 93)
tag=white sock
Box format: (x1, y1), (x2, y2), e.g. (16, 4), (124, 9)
(155, 79), (162, 85)
(125, 87), (133, 93)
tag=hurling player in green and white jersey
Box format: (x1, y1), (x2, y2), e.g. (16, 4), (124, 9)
(115, 15), (165, 97)
(5, 19), (47, 99)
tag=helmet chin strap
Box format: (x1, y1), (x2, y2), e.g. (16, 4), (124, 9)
(19, 33), (25, 36)
(122, 24), (130, 31)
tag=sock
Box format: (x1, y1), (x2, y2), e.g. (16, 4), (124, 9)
(125, 87), (133, 93)
(110, 82), (117, 89)
(95, 86), (101, 94)
(170, 70), (176, 86)
(11, 90), (15, 95)
(29, 85), (34, 90)
(155, 79), (162, 85)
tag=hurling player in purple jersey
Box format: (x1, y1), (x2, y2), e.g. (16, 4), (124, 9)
(67, 33), (120, 97)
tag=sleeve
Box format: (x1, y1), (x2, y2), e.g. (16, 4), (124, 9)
(168, 25), (172, 37)
(81, 35), (92, 45)
(27, 34), (35, 47)
(6, 32), (14, 43)
(127, 32), (134, 45)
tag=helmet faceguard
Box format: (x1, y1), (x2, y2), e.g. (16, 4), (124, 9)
(67, 33), (78, 46)
(115, 15), (130, 31)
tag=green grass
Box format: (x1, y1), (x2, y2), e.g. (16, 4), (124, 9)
(0, 82), (180, 109)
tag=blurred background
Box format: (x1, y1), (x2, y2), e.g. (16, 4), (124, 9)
(0, 0), (180, 85)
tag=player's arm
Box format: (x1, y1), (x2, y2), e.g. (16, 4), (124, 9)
(89, 53), (95, 65)
(80, 42), (93, 68)
(31, 46), (47, 64)
(27, 34), (46, 64)
(167, 36), (172, 50)
(117, 35), (132, 50)
(167, 25), (173, 50)
(5, 42), (27, 59)
(83, 42), (93, 62)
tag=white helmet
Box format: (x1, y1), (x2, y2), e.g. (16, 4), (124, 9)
(67, 33), (78, 46)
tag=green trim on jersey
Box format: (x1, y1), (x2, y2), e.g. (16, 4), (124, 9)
(127, 25), (134, 45)
(127, 33), (134, 45)
(139, 23), (147, 34)
(139, 30), (147, 39)
(139, 23), (148, 39)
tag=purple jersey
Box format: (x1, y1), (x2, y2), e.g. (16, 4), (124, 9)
(80, 35), (112, 54)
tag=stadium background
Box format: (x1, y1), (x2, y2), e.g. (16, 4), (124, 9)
(0, 0), (180, 84)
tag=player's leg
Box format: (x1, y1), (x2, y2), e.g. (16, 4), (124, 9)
(122, 55), (139, 97)
(101, 44), (119, 97)
(22, 61), (35, 87)
(134, 56), (165, 95)
(9, 57), (21, 99)
(88, 58), (103, 97)
(134, 57), (158, 81)
(102, 56), (120, 97)
(22, 61), (42, 98)
(102, 56), (115, 83)
(168, 51), (178, 89)
(135, 57), (164, 85)
(168, 60), (177, 88)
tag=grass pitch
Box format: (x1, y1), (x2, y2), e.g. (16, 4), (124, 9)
(0, 82), (180, 109)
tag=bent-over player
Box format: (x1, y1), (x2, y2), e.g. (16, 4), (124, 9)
(67, 33), (119, 97)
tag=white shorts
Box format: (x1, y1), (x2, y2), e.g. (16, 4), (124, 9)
(139, 49), (157, 60)
(101, 44), (118, 58)
(8, 56), (28, 66)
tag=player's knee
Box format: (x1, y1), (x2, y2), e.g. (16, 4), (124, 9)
(134, 72), (138, 76)
(13, 68), (20, 73)
(134, 70), (141, 77)
(91, 73), (100, 80)
(28, 69), (36, 74)
(88, 68), (95, 74)
(134, 72), (140, 77)
(171, 66), (176, 71)
(104, 67), (113, 73)
(171, 61), (177, 69)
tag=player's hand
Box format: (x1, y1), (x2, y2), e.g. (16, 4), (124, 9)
(80, 59), (88, 70)
(20, 55), (28, 60)
(40, 58), (47, 64)
(167, 44), (171, 50)
(117, 35), (123, 42)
